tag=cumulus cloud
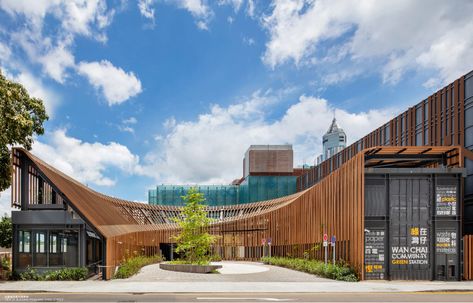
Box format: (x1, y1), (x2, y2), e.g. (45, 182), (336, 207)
(32, 129), (142, 187)
(218, 0), (243, 12)
(0, 0), (116, 83)
(138, 0), (156, 24)
(168, 0), (213, 29)
(77, 60), (142, 105)
(142, 92), (398, 184)
(262, 0), (473, 85)
(0, 189), (11, 217)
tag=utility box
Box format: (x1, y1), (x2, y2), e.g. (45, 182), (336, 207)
(364, 168), (463, 280)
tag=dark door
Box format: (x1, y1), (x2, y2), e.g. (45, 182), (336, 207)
(389, 177), (432, 280)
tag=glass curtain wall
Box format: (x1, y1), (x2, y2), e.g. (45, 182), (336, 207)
(16, 229), (79, 269)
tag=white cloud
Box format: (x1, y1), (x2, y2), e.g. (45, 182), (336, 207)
(138, 0), (156, 23)
(169, 0), (213, 29)
(123, 117), (138, 124)
(246, 0), (255, 17)
(38, 41), (75, 83)
(218, 0), (243, 12)
(77, 60), (142, 105)
(142, 91), (397, 184)
(33, 129), (142, 187)
(243, 36), (255, 46)
(0, 0), (116, 83)
(0, 189), (11, 218)
(262, 0), (473, 85)
(0, 42), (11, 60)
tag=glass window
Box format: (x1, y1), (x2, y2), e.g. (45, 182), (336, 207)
(424, 101), (429, 122)
(50, 234), (57, 253)
(35, 232), (45, 253)
(466, 126), (473, 148)
(401, 116), (405, 133)
(466, 106), (473, 128)
(416, 131), (422, 146)
(416, 106), (422, 126)
(424, 128), (429, 145)
(385, 125), (390, 144)
(466, 75), (473, 99)
(18, 231), (31, 253)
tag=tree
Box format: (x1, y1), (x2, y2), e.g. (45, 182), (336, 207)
(0, 70), (48, 191)
(0, 216), (12, 248)
(171, 187), (217, 265)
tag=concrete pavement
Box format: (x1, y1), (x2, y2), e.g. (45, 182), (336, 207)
(0, 262), (472, 293)
(1, 280), (473, 293)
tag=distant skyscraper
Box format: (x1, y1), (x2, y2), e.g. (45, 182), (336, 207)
(316, 118), (346, 165)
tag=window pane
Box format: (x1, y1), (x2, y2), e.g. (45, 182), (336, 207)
(34, 231), (47, 267)
(466, 76), (473, 99)
(416, 132), (422, 146)
(466, 106), (473, 128)
(466, 126), (473, 148)
(416, 107), (422, 126)
(19, 231), (24, 253)
(24, 231), (30, 253)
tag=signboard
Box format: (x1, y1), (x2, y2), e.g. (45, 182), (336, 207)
(436, 186), (457, 216)
(436, 230), (457, 254)
(391, 226), (429, 266)
(267, 237), (272, 245)
(364, 228), (385, 280)
(261, 238), (266, 246)
(331, 235), (336, 246)
(323, 233), (328, 247)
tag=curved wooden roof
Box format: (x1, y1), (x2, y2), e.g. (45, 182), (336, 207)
(17, 148), (303, 238)
(15, 145), (464, 239)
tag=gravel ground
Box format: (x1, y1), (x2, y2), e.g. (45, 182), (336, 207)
(124, 261), (332, 282)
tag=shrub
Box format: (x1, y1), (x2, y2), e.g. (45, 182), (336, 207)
(113, 254), (162, 279)
(18, 266), (88, 281)
(261, 257), (359, 282)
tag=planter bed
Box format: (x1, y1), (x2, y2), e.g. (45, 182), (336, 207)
(160, 263), (222, 273)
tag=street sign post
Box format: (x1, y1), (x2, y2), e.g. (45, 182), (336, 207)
(331, 235), (336, 265)
(267, 237), (272, 258)
(262, 238), (266, 257)
(323, 233), (328, 265)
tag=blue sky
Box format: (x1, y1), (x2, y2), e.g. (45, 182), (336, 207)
(1, 0), (473, 213)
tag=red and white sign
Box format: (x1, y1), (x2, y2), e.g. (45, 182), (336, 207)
(323, 233), (328, 247)
(262, 238), (266, 246)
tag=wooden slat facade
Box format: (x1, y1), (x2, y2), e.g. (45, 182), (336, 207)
(465, 235), (473, 280)
(11, 146), (465, 280)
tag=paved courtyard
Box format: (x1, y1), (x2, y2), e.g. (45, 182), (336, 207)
(125, 261), (332, 282)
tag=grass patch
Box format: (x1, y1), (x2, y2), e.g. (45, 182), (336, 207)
(113, 255), (162, 279)
(261, 257), (358, 282)
(17, 267), (88, 281)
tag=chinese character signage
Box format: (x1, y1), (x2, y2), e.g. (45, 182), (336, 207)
(436, 230), (457, 254)
(391, 226), (429, 266)
(436, 186), (457, 216)
(365, 228), (385, 279)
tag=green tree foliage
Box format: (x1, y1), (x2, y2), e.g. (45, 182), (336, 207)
(0, 216), (12, 248)
(0, 70), (48, 191)
(171, 187), (217, 265)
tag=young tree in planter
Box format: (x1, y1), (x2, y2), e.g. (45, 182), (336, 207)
(171, 187), (217, 265)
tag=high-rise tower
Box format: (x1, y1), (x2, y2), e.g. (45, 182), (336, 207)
(316, 118), (346, 165)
